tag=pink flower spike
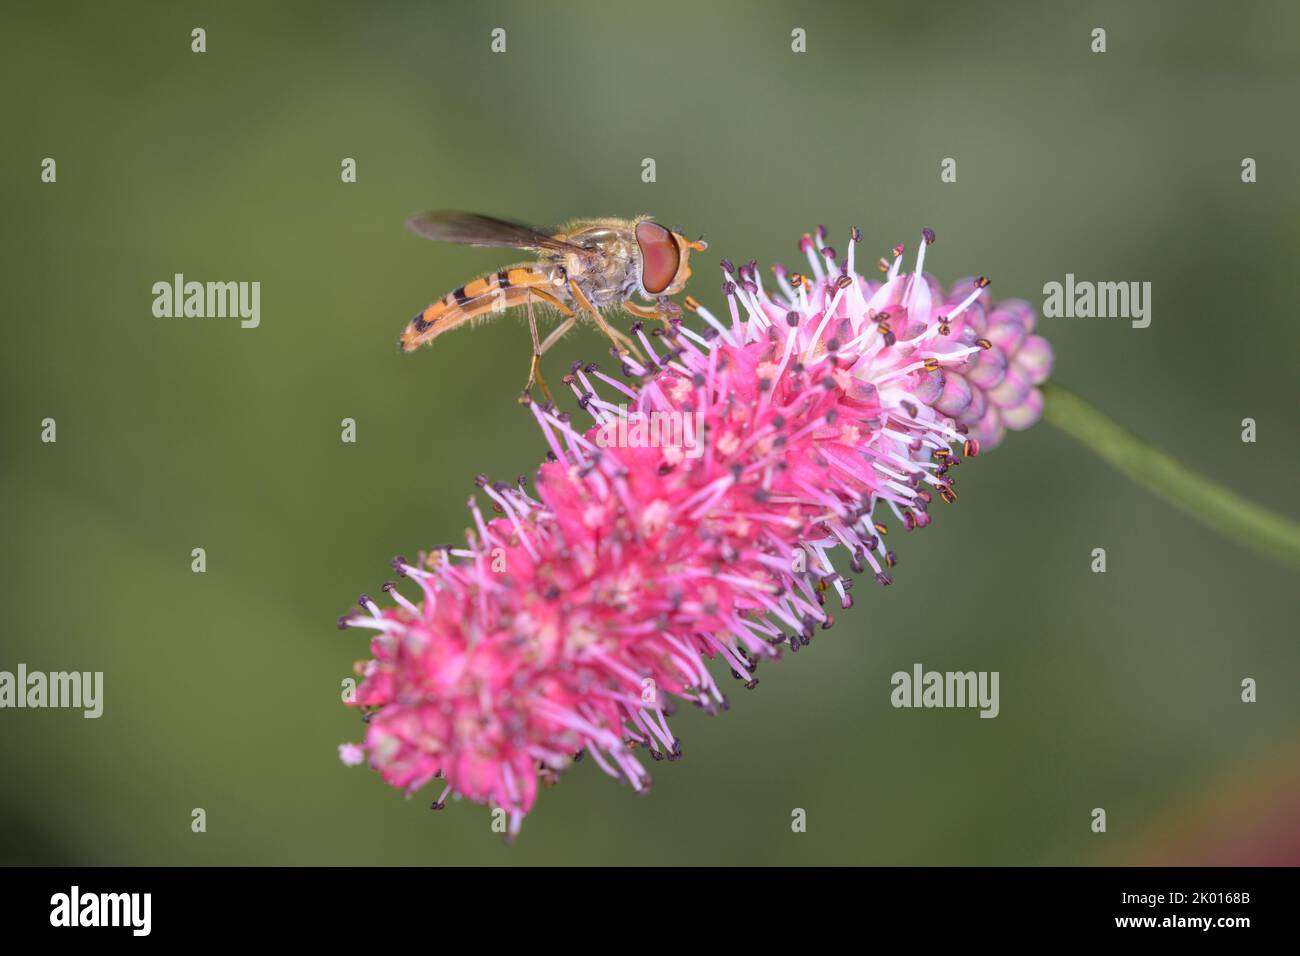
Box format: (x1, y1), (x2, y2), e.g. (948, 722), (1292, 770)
(338, 227), (1054, 835)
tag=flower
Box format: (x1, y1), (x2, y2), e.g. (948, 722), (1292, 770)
(338, 227), (1053, 837)
(910, 278), (1054, 451)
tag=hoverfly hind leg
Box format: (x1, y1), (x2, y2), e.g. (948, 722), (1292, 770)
(522, 290), (553, 405)
(520, 292), (579, 405)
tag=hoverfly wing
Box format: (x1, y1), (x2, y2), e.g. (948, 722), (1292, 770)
(406, 211), (589, 256)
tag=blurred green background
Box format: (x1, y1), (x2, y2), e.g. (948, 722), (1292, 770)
(2, 0), (1297, 866)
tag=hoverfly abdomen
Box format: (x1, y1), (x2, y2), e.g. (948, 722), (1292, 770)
(399, 264), (564, 353)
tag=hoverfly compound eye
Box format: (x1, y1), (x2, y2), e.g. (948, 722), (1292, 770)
(635, 220), (681, 295)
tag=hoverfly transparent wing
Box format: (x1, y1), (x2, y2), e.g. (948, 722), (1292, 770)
(406, 211), (592, 257)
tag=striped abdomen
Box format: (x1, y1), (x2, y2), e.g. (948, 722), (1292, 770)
(399, 263), (565, 352)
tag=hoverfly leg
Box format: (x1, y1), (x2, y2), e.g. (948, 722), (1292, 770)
(623, 298), (671, 330)
(568, 279), (644, 362)
(538, 316), (577, 354)
(523, 290), (554, 404)
(655, 295), (682, 325)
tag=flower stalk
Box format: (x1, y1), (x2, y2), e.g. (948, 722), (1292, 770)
(1043, 383), (1300, 569)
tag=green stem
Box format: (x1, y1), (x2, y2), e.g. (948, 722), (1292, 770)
(1042, 383), (1300, 569)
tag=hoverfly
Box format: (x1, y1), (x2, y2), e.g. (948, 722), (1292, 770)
(400, 212), (707, 399)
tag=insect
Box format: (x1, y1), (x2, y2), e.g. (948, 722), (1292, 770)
(400, 212), (707, 400)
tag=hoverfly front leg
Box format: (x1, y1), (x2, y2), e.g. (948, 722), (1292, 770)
(623, 299), (666, 328)
(656, 295), (682, 323)
(623, 297), (680, 331)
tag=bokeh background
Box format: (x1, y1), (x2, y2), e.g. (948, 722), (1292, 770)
(2, 0), (1297, 866)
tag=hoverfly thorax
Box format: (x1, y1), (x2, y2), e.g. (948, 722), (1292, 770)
(634, 218), (707, 297)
